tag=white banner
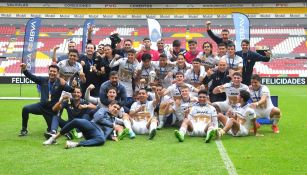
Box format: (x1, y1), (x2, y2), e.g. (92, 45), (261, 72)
(1, 2), (306, 8)
(1, 13), (307, 19)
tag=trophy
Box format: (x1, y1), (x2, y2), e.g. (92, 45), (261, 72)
(256, 46), (270, 56)
(147, 71), (157, 90)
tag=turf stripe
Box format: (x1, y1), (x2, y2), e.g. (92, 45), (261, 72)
(215, 140), (238, 175)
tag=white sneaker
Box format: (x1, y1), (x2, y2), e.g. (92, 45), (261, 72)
(157, 122), (164, 129)
(77, 132), (83, 138)
(65, 141), (79, 149)
(216, 128), (225, 139)
(43, 135), (57, 145)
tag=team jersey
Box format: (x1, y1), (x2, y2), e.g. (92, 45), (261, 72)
(172, 62), (192, 74)
(222, 82), (249, 106)
(166, 83), (196, 98)
(221, 55), (243, 70)
(152, 61), (174, 88)
(188, 103), (218, 126)
(232, 104), (256, 130)
(197, 52), (220, 70)
(135, 63), (156, 87)
(109, 58), (139, 97)
(172, 96), (197, 121)
(130, 100), (155, 119)
(184, 66), (206, 88)
(57, 60), (82, 81)
(249, 85), (273, 109)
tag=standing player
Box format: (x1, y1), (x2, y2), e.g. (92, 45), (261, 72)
(174, 90), (218, 143)
(249, 74), (281, 133)
(216, 90), (257, 138)
(184, 40), (200, 64)
(134, 53), (156, 91)
(152, 53), (174, 88)
(197, 41), (219, 71)
(221, 43), (243, 77)
(212, 72), (249, 113)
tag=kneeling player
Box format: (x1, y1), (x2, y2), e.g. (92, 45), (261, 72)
(122, 88), (158, 140)
(174, 90), (218, 143)
(249, 74), (281, 133)
(217, 90), (257, 138)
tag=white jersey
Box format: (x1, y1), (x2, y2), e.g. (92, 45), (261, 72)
(233, 104), (256, 131)
(188, 103), (218, 127)
(109, 58), (139, 97)
(135, 63), (156, 88)
(172, 97), (197, 121)
(57, 60), (82, 80)
(197, 52), (219, 70)
(172, 62), (192, 75)
(223, 82), (249, 106)
(166, 83), (196, 98)
(249, 85), (274, 109)
(221, 55), (243, 70)
(184, 66), (206, 87)
(130, 100), (155, 118)
(152, 61), (174, 88)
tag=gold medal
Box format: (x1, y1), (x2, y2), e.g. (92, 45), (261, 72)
(90, 66), (93, 72)
(48, 94), (51, 101)
(68, 98), (71, 105)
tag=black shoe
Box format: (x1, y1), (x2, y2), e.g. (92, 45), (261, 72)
(44, 132), (53, 139)
(64, 133), (73, 140)
(19, 130), (28, 136)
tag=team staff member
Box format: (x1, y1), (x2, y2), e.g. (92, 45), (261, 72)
(236, 39), (271, 85)
(206, 21), (233, 46)
(19, 64), (74, 136)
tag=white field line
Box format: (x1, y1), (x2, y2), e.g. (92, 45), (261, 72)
(0, 97), (40, 100)
(215, 140), (238, 175)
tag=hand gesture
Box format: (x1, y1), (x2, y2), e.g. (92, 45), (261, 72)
(206, 21), (211, 29)
(53, 45), (60, 51)
(20, 63), (27, 71)
(87, 84), (95, 91)
(59, 78), (66, 86)
(80, 61), (85, 67)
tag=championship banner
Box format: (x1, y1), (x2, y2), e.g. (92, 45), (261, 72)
(232, 13), (250, 51)
(147, 18), (162, 43)
(22, 17), (41, 73)
(82, 19), (95, 54)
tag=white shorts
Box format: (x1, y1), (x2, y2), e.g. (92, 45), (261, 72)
(213, 101), (232, 113)
(188, 120), (208, 137)
(132, 119), (149, 135)
(226, 118), (249, 137)
(254, 105), (274, 119)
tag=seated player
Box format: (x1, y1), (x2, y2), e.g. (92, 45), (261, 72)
(122, 88), (159, 140)
(164, 85), (198, 127)
(212, 72), (249, 113)
(174, 90), (218, 143)
(43, 101), (125, 148)
(249, 74), (281, 133)
(216, 90), (257, 138)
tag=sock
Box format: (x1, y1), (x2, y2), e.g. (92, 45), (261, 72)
(272, 116), (280, 125)
(149, 121), (157, 132)
(123, 119), (133, 132)
(179, 127), (187, 135)
(158, 115), (164, 125)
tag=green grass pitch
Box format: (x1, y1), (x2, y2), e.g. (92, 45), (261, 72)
(0, 84), (306, 175)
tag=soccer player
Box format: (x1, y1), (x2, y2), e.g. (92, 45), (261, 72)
(212, 72), (249, 113)
(221, 43), (243, 77)
(236, 39), (271, 85)
(184, 40), (200, 63)
(109, 49), (139, 106)
(197, 41), (219, 71)
(19, 64), (74, 136)
(152, 53), (174, 88)
(249, 74), (281, 133)
(164, 85), (198, 127)
(216, 43), (227, 59)
(156, 39), (172, 60)
(163, 71), (199, 98)
(174, 90), (218, 143)
(136, 37), (160, 62)
(134, 53), (156, 91)
(43, 101), (124, 148)
(171, 53), (192, 75)
(122, 88), (159, 139)
(169, 39), (186, 61)
(184, 58), (206, 89)
(216, 90), (257, 138)
(52, 41), (77, 63)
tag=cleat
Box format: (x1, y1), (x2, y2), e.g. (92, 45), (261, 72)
(65, 141), (78, 149)
(43, 134), (57, 145)
(118, 128), (129, 140)
(44, 132), (54, 139)
(19, 130), (28, 137)
(64, 133), (73, 140)
(148, 129), (157, 140)
(174, 130), (184, 142)
(71, 129), (79, 139)
(272, 125), (279, 134)
(205, 129), (217, 143)
(129, 131), (136, 139)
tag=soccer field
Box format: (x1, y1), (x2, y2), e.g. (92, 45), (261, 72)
(0, 84), (306, 175)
